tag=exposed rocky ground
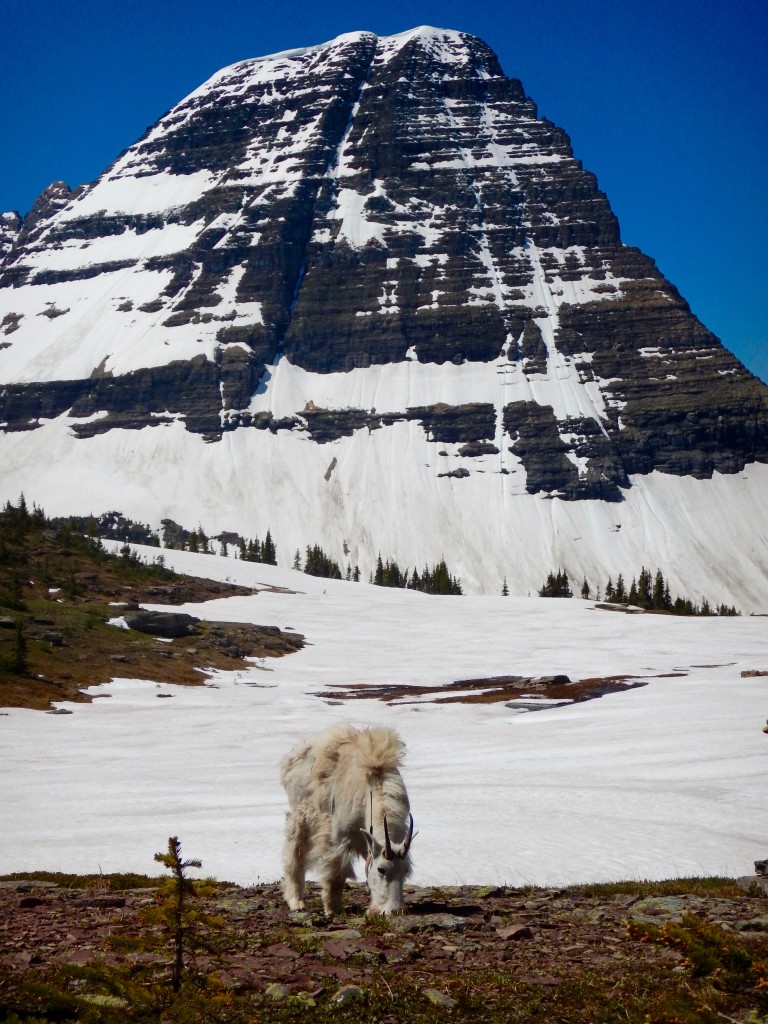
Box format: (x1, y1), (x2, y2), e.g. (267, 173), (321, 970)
(1, 872), (767, 1023)
(0, 504), (303, 710)
(317, 672), (648, 710)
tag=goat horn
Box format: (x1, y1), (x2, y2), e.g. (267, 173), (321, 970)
(399, 814), (414, 858)
(382, 812), (394, 859)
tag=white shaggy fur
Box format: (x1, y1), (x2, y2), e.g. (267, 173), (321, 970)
(280, 724), (414, 915)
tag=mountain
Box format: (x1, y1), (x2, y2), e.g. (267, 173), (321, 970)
(1, 27), (767, 607)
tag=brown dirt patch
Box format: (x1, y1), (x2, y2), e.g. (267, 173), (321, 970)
(316, 674), (647, 707)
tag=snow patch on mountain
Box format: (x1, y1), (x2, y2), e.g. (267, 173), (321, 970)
(59, 170), (218, 220)
(1, 409), (766, 610)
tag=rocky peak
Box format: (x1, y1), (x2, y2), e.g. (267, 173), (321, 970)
(14, 181), (74, 247)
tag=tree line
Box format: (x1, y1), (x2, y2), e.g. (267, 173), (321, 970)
(18, 501), (465, 595)
(295, 546), (462, 595)
(372, 554), (463, 595)
(536, 566), (739, 616)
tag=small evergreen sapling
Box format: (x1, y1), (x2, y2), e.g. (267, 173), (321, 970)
(154, 836), (202, 992)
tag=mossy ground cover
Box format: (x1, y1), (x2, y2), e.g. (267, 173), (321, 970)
(1, 870), (766, 1024)
(0, 501), (302, 710)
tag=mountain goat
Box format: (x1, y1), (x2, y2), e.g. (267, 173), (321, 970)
(280, 724), (415, 915)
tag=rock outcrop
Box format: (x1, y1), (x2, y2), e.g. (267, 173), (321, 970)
(0, 212), (21, 264)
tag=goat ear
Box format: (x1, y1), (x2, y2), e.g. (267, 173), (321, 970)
(398, 816), (416, 858)
(360, 828), (381, 856)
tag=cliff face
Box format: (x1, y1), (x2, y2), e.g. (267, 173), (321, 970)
(0, 28), (766, 600)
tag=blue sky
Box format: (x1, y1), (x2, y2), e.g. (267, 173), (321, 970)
(2, 0), (766, 381)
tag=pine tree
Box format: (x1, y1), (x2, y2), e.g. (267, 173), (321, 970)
(263, 529), (277, 565)
(538, 569), (572, 598)
(153, 837), (202, 992)
(304, 544), (342, 579)
(246, 538), (261, 562)
(293, 549), (302, 571)
(638, 567), (653, 607)
(539, 571), (556, 597)
(433, 560), (450, 594)
(674, 596), (694, 615)
(410, 559), (462, 595)
(381, 558), (405, 588)
(581, 577), (590, 599)
(502, 577), (509, 597)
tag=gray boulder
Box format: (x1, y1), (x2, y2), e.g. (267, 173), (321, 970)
(123, 611), (199, 638)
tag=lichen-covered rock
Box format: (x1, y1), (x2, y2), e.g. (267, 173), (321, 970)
(332, 984), (364, 1005)
(423, 987), (458, 1008)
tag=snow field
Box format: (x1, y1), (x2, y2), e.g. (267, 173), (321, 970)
(1, 546), (766, 888)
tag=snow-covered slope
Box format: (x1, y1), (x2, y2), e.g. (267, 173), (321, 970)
(1, 27), (766, 607)
(1, 547), (766, 885)
(1, 413), (768, 609)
